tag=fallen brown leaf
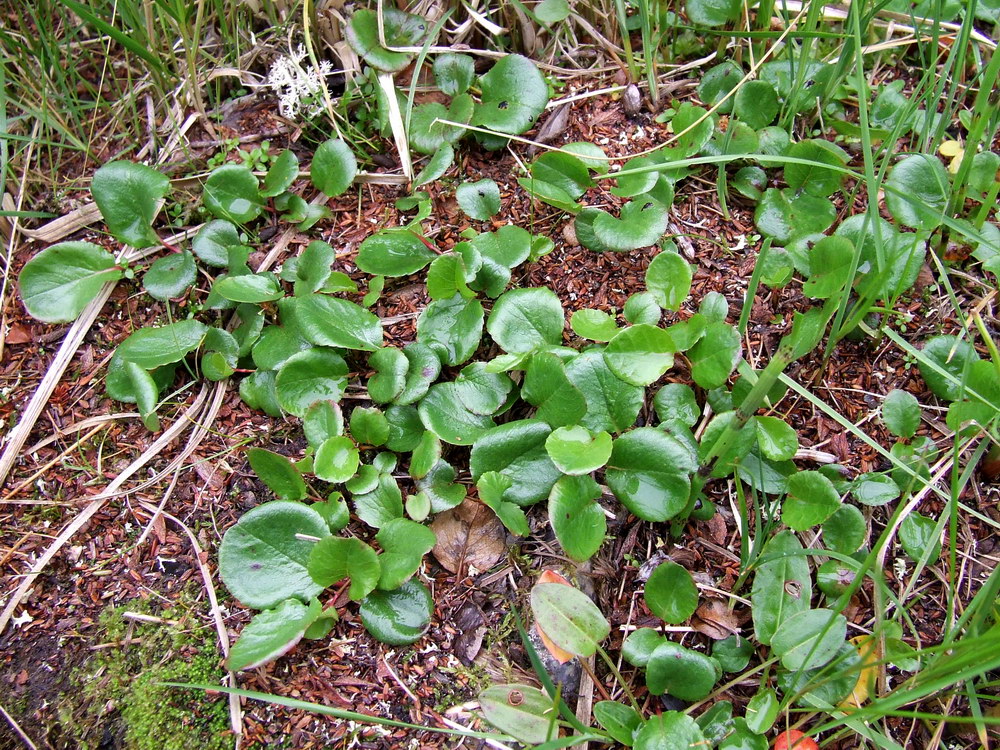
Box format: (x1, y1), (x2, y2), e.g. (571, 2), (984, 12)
(4, 323), (32, 345)
(691, 599), (740, 640)
(430, 499), (506, 575)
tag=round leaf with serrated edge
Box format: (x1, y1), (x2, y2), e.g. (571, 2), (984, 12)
(417, 295), (483, 366)
(261, 149), (299, 198)
(487, 287), (564, 353)
(570, 309), (619, 342)
(433, 53), (474, 96)
(252, 326), (308, 371)
(478, 471), (530, 536)
(646, 250), (692, 311)
(470, 419), (561, 506)
(214, 273), (283, 303)
(192, 220), (240, 267)
(360, 579), (433, 645)
(549, 475), (605, 561)
(479, 684), (558, 745)
(457, 179), (501, 220)
(883, 389), (921, 438)
(645, 560), (698, 625)
(785, 139), (849, 197)
(852, 473), (899, 506)
(203, 164), (263, 223)
(303, 401), (344, 448)
(275, 348), (348, 417)
(91, 161), (169, 248)
(117, 319), (207, 370)
(376, 518), (436, 590)
(358, 231), (436, 279)
(734, 80), (779, 129)
(474, 54), (548, 134)
(385, 405), (423, 452)
(368, 348), (408, 403)
(771, 608), (846, 670)
(646, 643), (719, 700)
(823, 504), (866, 554)
(345, 465), (379, 495)
(783, 470), (842, 531)
(584, 201), (669, 252)
(521, 352), (588, 428)
(605, 428), (695, 521)
(689, 321), (741, 389)
(531, 582), (610, 657)
(247, 448), (308, 501)
(143, 251), (195, 301)
(419, 382), (496, 446)
(308, 536), (379, 600)
(19, 242), (122, 323)
(545, 425), (613, 475)
(604, 324), (674, 386)
(310, 138), (357, 196)
(565, 349), (644, 433)
(293, 294), (383, 351)
(352, 474), (403, 529)
(754, 416), (798, 461)
(219, 501), (328, 609)
(653, 383), (700, 427)
(226, 598), (321, 671)
(314, 436), (359, 484)
(346, 7), (424, 72)
(885, 153), (950, 230)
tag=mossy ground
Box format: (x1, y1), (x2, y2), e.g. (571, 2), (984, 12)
(56, 587), (231, 750)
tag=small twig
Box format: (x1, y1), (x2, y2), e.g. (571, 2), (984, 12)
(0, 703), (38, 749)
(121, 611), (179, 626)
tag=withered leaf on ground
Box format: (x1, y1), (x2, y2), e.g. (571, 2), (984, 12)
(430, 498), (506, 575)
(691, 599), (740, 640)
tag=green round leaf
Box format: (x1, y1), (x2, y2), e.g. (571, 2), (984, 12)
(689, 322), (741, 390)
(455, 361), (514, 415)
(771, 607), (847, 670)
(117, 319), (208, 370)
(314, 435), (359, 483)
(755, 188), (836, 244)
(918, 335), (979, 402)
(565, 350), (644, 434)
(303, 401), (344, 447)
(644, 560), (698, 625)
(782, 470), (842, 531)
(376, 518), (436, 590)
(530, 152), (594, 200)
(577, 201), (669, 252)
(19, 241), (122, 323)
(91, 161), (169, 248)
(203, 164), (263, 224)
(293, 240), (335, 297)
(593, 701), (643, 747)
(192, 219), (240, 267)
(622, 627), (668, 667)
(414, 143), (455, 188)
(885, 153), (950, 230)
(605, 428), (695, 521)
(433, 53), (475, 96)
(219, 501), (329, 609)
(817, 559), (858, 598)
(247, 447), (308, 501)
(713, 635), (753, 672)
(275, 348), (348, 417)
(604, 323), (675, 386)
(368, 347), (408, 404)
(408, 101), (469, 154)
(653, 383), (700, 427)
(487, 287), (564, 353)
(570, 309), (620, 342)
(635, 712), (706, 750)
(899, 511), (941, 564)
(457, 179), (501, 220)
(686, 0), (740, 25)
(851, 473), (900, 506)
(822, 503), (866, 554)
(750, 530), (811, 645)
(697, 62), (742, 110)
(352, 474), (404, 529)
(479, 684), (557, 745)
(545, 425), (613, 475)
(474, 54), (548, 135)
(470, 419), (561, 506)
(360, 579), (433, 645)
(308, 536), (380, 600)
(883, 389), (921, 438)
(419, 382), (496, 445)
(785, 139), (849, 198)
(744, 688), (779, 734)
(226, 598), (321, 671)
(530, 582), (610, 658)
(395, 342), (442, 404)
(549, 475), (606, 562)
(733, 80), (779, 129)
(646, 643), (719, 700)
(310, 138), (357, 197)
(754, 416), (798, 461)
(350, 406), (390, 446)
(522, 352), (589, 428)
(355, 230), (438, 278)
(346, 7), (424, 72)
(646, 250), (692, 311)
(417, 295), (484, 366)
(623, 292), (660, 325)
(213, 273), (284, 303)
(293, 294), (383, 351)
(143, 250), (196, 301)
(261, 148), (299, 198)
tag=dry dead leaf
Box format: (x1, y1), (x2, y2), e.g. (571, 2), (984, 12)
(430, 499), (506, 575)
(691, 599), (740, 640)
(5, 323), (32, 345)
(534, 570), (576, 664)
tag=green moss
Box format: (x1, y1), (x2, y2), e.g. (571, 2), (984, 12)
(63, 588), (231, 750)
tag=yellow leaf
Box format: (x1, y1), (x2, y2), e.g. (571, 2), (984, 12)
(841, 635), (879, 708)
(939, 139), (963, 157)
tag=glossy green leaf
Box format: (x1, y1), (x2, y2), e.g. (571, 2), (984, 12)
(275, 348), (348, 417)
(417, 294), (484, 366)
(479, 685), (557, 745)
(696, 62), (742, 111)
(521, 352), (588, 428)
(413, 143), (455, 188)
(261, 148), (299, 197)
(293, 294), (383, 351)
(91, 161), (169, 247)
(885, 153), (950, 230)
(771, 608), (847, 670)
(360, 579), (433, 645)
(293, 240), (334, 297)
(604, 323), (675, 386)
(783, 470), (842, 530)
(116, 319), (207, 369)
(754, 188), (836, 244)
(313, 436), (359, 484)
(785, 139), (849, 197)
(645, 643), (719, 700)
(219, 501), (328, 609)
(393, 343), (441, 405)
(823, 504), (866, 554)
(754, 416), (798, 461)
(124, 361), (159, 431)
(457, 179), (501, 220)
(345, 7), (424, 72)
(645, 250), (692, 311)
(918, 335), (979, 401)
(549, 475), (606, 562)
(622, 627), (668, 668)
(474, 54), (548, 134)
(19, 242), (122, 323)
(801, 235), (854, 299)
(192, 219), (240, 267)
(310, 138), (356, 196)
(308, 536), (380, 600)
(470, 419), (560, 506)
(425, 254), (472, 301)
(203, 164), (263, 223)
(433, 53), (474, 96)
(408, 98), (471, 154)
(227, 598), (321, 671)
(883, 389), (921, 438)
(368, 348), (408, 404)
(356, 229), (436, 277)
(352, 474), (404, 529)
(487, 287), (564, 353)
(214, 273), (284, 303)
(734, 80), (779, 129)
(415, 460), (466, 512)
(376, 518), (436, 590)
(744, 688), (779, 734)
(143, 251), (195, 301)
(852, 473), (900, 506)
(686, 0), (740, 25)
(545, 425), (613, 475)
(653, 383), (700, 427)
(605, 428), (695, 521)
(645, 560), (698, 625)
(751, 530), (811, 645)
(477, 471), (530, 536)
(530, 152), (594, 200)
(576, 200), (668, 252)
(635, 712), (706, 750)
(714, 635), (753, 672)
(593, 701), (642, 747)
(303, 401), (344, 448)
(239, 370), (282, 417)
(418, 382), (496, 445)
(350, 406), (390, 446)
(623, 292), (660, 325)
(247, 447), (308, 501)
(530, 582), (610, 657)
(899, 511), (941, 564)
(384, 405), (423, 452)
(570, 309), (620, 342)
(454, 362), (514, 416)
(566, 350), (644, 433)
(689, 322), (741, 389)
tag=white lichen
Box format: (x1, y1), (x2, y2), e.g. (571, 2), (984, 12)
(267, 44), (332, 120)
